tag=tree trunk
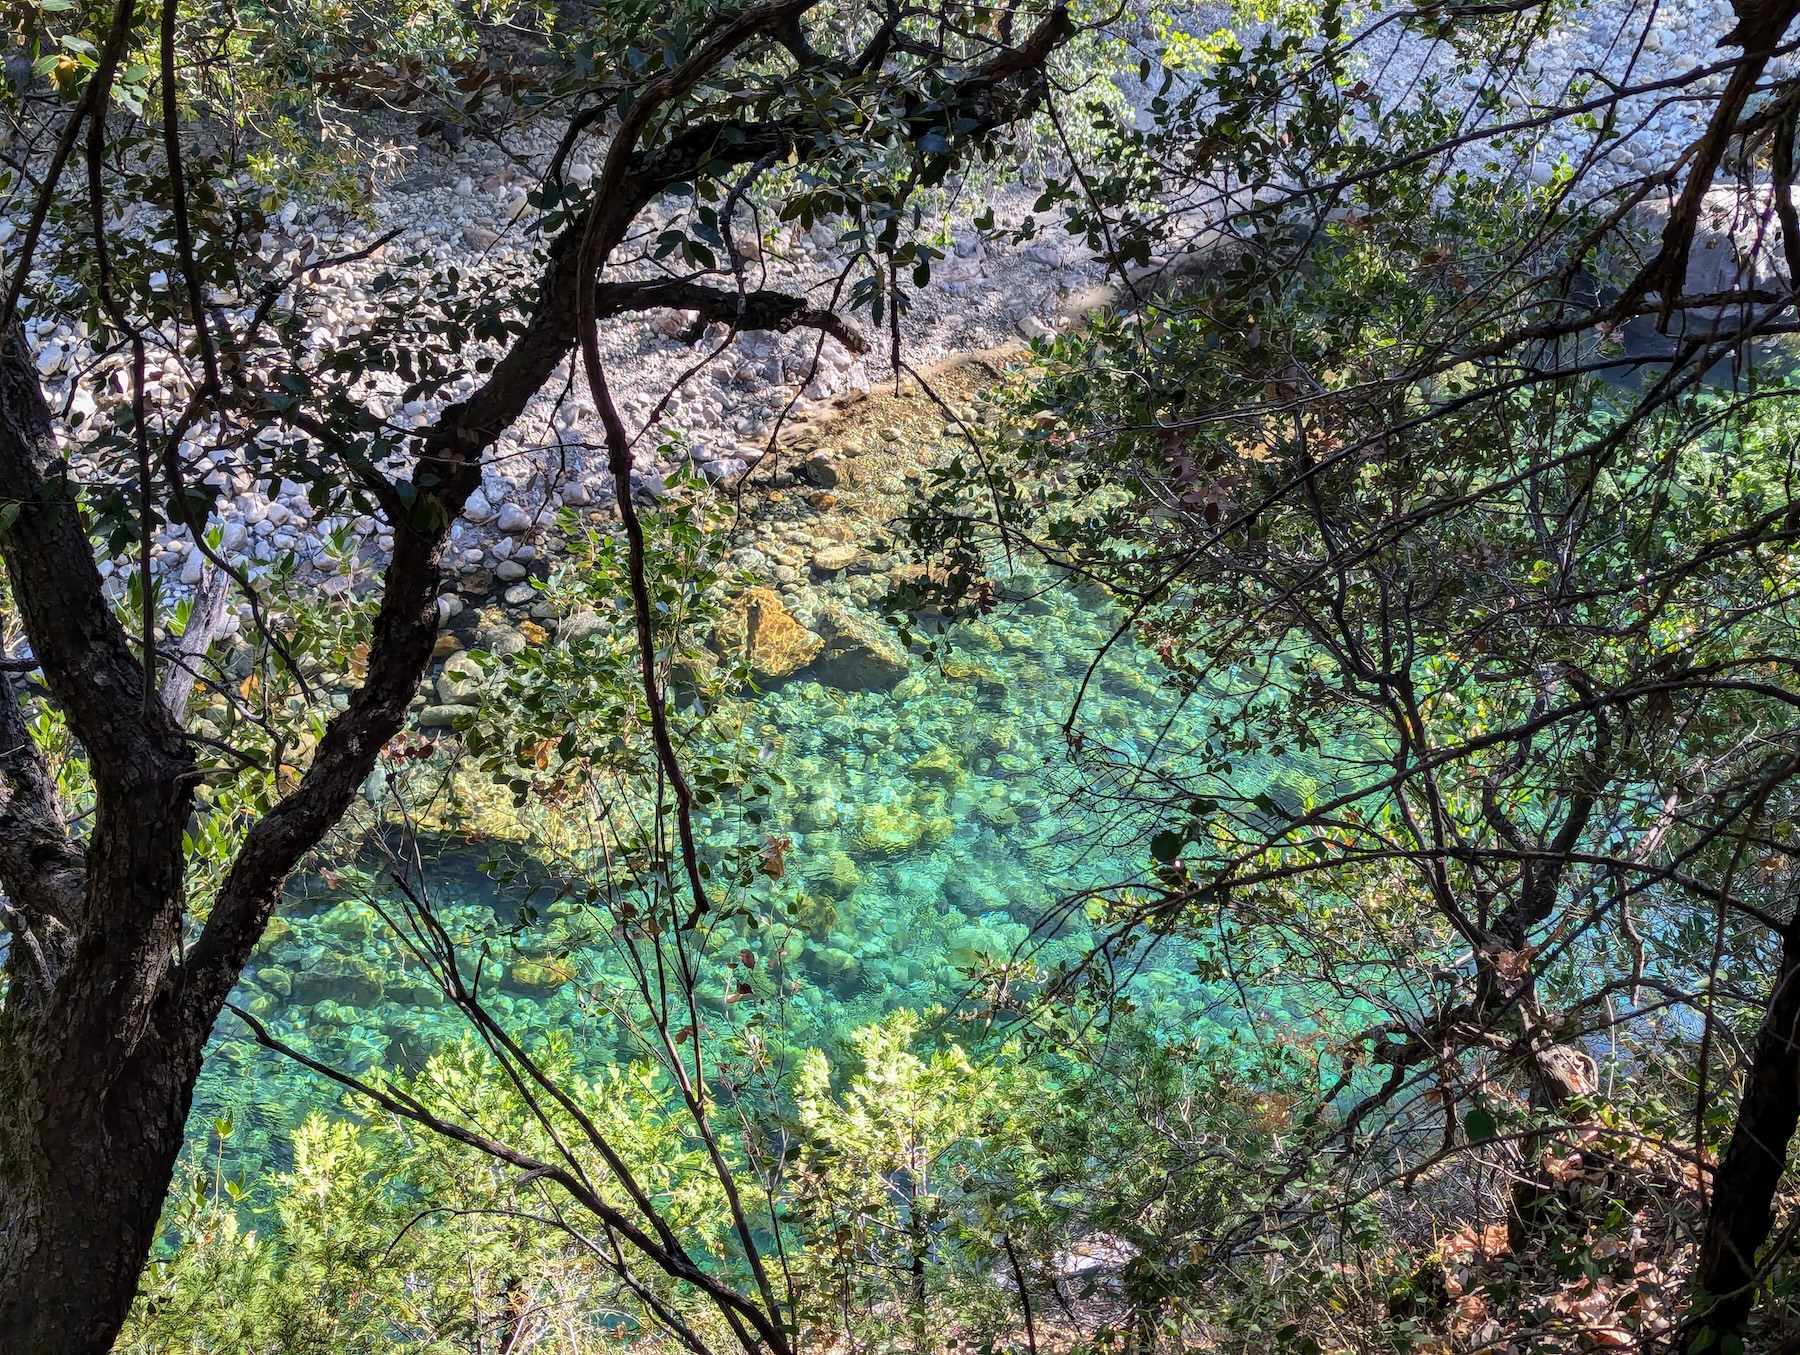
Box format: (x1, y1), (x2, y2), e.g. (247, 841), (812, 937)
(0, 1027), (206, 1351)
(1687, 922), (1800, 1343)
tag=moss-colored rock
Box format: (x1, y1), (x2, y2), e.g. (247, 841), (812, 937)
(715, 588), (825, 679)
(852, 799), (954, 856)
(790, 892), (839, 936)
(802, 850), (862, 901)
(909, 743), (966, 789)
(793, 797), (842, 830)
(974, 792), (1019, 829)
(509, 956), (580, 992)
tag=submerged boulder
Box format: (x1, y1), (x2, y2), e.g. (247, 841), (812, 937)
(807, 602), (909, 691)
(716, 587), (825, 680)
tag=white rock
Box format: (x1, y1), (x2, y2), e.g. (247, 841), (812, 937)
(463, 489), (495, 522)
(495, 502), (534, 533)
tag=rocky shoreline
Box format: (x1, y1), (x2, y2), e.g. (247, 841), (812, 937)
(415, 348), (1015, 729)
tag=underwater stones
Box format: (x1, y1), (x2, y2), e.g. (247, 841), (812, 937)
(716, 587), (824, 680)
(317, 899), (379, 946)
(797, 450), (840, 488)
(811, 543), (859, 575)
(792, 796), (842, 831)
(853, 799), (954, 857)
(973, 790), (1020, 829)
(807, 602), (909, 691)
(508, 956), (579, 992)
(436, 652), (486, 704)
(306, 999), (347, 1025)
(979, 720), (1019, 754)
(790, 892), (839, 936)
(293, 950), (385, 1006)
(890, 673), (932, 702)
(941, 655), (1008, 699)
(960, 621), (1006, 652)
(909, 742), (967, 789)
(801, 849), (862, 901)
(946, 921), (1023, 968)
(814, 944), (860, 977)
(254, 966), (293, 997)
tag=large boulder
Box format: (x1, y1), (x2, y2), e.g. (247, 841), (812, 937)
(715, 588), (824, 680)
(807, 602), (910, 691)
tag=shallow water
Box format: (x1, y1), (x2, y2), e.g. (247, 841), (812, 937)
(190, 568), (1313, 1182)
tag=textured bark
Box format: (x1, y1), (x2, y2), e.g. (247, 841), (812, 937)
(0, 319), (198, 1354)
(1688, 922), (1800, 1342)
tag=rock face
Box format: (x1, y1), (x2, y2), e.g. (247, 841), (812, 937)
(716, 587), (824, 680)
(808, 602), (909, 691)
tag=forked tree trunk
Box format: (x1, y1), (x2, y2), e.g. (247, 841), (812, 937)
(1687, 921), (1800, 1343)
(0, 12), (1067, 1347)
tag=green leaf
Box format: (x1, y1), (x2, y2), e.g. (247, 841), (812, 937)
(1150, 829), (1185, 863)
(1463, 1107), (1498, 1143)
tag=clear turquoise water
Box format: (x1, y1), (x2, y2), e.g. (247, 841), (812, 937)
(190, 568), (1303, 1182)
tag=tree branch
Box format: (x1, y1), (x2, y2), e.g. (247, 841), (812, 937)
(595, 278), (870, 352)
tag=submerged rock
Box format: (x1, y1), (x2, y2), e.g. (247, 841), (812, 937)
(909, 742), (967, 788)
(811, 543), (860, 574)
(802, 849), (862, 901)
(808, 602), (909, 691)
(716, 587), (824, 679)
(853, 799), (953, 856)
(509, 956), (579, 991)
